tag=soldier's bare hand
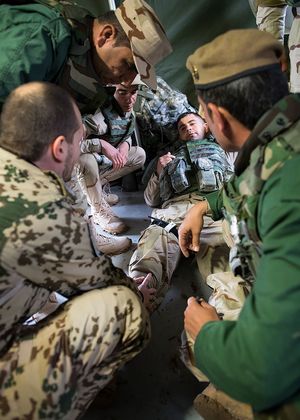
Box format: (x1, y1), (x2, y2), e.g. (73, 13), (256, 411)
(134, 273), (157, 312)
(156, 152), (175, 175)
(184, 297), (220, 340)
(178, 201), (207, 257)
(101, 140), (124, 169)
(117, 142), (129, 166)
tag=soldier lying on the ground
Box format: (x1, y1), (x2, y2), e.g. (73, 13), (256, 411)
(128, 112), (235, 311)
(135, 76), (198, 186)
(0, 82), (155, 419)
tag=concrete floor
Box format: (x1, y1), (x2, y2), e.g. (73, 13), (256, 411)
(83, 186), (210, 420)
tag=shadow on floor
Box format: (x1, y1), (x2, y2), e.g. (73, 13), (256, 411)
(84, 187), (209, 420)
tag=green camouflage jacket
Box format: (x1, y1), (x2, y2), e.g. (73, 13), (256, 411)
(0, 2), (108, 113)
(196, 94), (300, 418)
(0, 147), (137, 357)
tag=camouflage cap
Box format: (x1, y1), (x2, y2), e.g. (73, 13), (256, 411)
(186, 29), (283, 89)
(115, 0), (172, 90)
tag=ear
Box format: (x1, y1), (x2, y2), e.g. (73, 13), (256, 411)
(207, 103), (231, 137)
(96, 24), (116, 47)
(51, 136), (68, 162)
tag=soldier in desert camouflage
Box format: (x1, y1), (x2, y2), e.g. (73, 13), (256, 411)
(0, 0), (172, 111)
(0, 82), (156, 419)
(128, 112), (234, 311)
(0, 0), (172, 255)
(76, 80), (145, 242)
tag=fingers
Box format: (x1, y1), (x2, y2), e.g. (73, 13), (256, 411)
(178, 228), (191, 258)
(187, 296), (210, 308)
(140, 272), (152, 287)
(187, 296), (196, 305)
(112, 152), (125, 169)
(133, 276), (143, 285)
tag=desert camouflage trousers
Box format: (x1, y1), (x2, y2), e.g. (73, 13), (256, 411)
(0, 286), (150, 419)
(256, 4), (287, 42)
(289, 14), (300, 92)
(128, 193), (231, 310)
(256, 4), (300, 93)
(180, 272), (250, 383)
(77, 147), (145, 212)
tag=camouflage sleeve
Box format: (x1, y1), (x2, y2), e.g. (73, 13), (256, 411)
(194, 157), (300, 410)
(205, 189), (224, 220)
(2, 201), (138, 297)
(83, 111), (107, 137)
(80, 138), (102, 154)
(81, 111), (108, 153)
(144, 173), (162, 207)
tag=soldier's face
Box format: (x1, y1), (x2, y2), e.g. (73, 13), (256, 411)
(98, 44), (137, 86)
(177, 115), (207, 142)
(198, 97), (240, 152)
(114, 84), (138, 112)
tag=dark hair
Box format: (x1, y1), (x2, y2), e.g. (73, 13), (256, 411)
(0, 82), (80, 161)
(97, 10), (130, 47)
(196, 67), (289, 130)
(176, 111), (204, 128)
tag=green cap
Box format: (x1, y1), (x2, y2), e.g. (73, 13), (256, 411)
(186, 29), (283, 89)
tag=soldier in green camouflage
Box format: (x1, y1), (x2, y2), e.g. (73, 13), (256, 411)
(180, 29), (300, 419)
(128, 112), (234, 311)
(0, 0), (172, 112)
(0, 82), (154, 419)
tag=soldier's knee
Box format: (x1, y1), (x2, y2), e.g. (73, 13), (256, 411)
(128, 146), (146, 167)
(78, 153), (99, 176)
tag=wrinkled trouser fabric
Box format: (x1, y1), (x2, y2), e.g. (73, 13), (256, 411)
(77, 147), (145, 211)
(128, 193), (230, 310)
(289, 14), (300, 92)
(256, 5), (287, 42)
(0, 286), (150, 419)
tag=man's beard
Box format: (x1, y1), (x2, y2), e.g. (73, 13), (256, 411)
(62, 151), (75, 182)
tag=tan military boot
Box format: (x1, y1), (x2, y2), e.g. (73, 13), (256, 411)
(90, 227), (132, 256)
(91, 198), (128, 234)
(102, 183), (119, 206)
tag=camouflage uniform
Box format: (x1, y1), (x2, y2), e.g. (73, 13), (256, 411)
(0, 147), (150, 418)
(288, 4), (300, 92)
(252, 0), (300, 92)
(135, 76), (198, 177)
(189, 94), (300, 419)
(77, 96), (146, 213)
(129, 140), (234, 311)
(255, 0), (288, 42)
(0, 2), (109, 113)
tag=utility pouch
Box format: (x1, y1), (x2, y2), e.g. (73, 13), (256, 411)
(194, 157), (218, 192)
(168, 157), (190, 194)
